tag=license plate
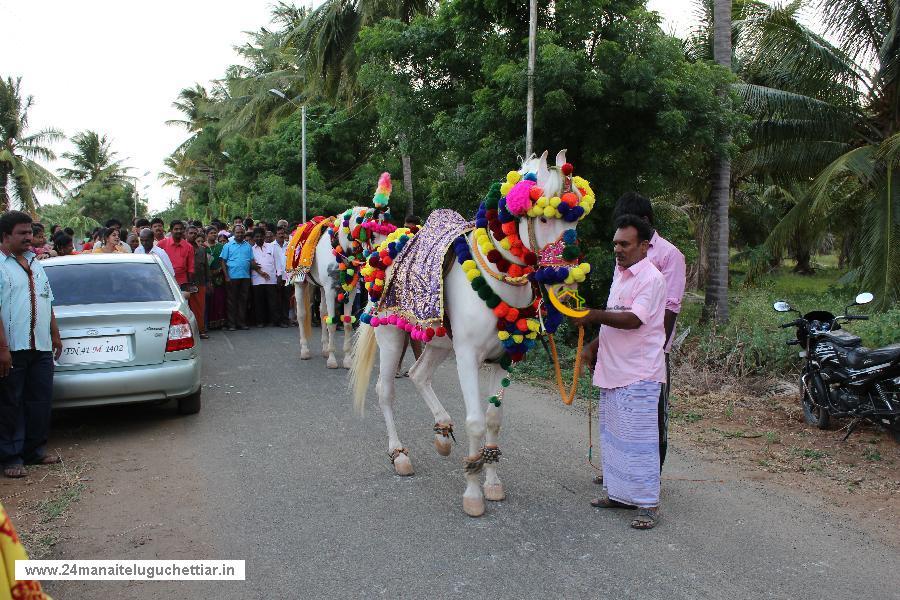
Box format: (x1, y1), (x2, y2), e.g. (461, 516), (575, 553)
(58, 336), (130, 365)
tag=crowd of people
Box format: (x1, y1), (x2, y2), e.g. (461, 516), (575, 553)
(31, 215), (298, 338)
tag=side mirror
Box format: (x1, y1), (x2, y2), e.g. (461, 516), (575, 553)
(773, 301), (792, 313)
(854, 292), (874, 305)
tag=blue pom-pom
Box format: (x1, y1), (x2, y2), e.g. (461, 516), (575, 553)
(475, 218), (489, 228)
(563, 229), (577, 244)
(569, 206), (585, 220)
(524, 172), (537, 182)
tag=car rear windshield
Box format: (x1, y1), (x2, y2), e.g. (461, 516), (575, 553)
(44, 262), (175, 306)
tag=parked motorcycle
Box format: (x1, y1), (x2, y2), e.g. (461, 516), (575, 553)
(774, 293), (900, 442)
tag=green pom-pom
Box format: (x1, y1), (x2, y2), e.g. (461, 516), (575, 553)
(485, 197), (499, 210)
(485, 296), (501, 309)
(499, 354), (512, 370)
(471, 276), (486, 291)
(487, 182), (502, 200)
(562, 245), (580, 261)
(478, 286), (493, 300)
(501, 378), (510, 387)
(346, 268), (354, 276)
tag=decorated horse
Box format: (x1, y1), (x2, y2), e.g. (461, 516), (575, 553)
(285, 173), (397, 368)
(350, 150), (595, 516)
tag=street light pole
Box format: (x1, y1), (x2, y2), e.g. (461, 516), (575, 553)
(526, 0), (536, 158)
(270, 89), (307, 223)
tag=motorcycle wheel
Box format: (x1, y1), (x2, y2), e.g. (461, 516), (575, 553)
(801, 374), (831, 429)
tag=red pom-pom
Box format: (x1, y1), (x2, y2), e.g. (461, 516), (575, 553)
(524, 252), (538, 266)
(496, 258), (511, 272)
(436, 326), (447, 337)
(486, 249), (502, 262)
(511, 352), (525, 363)
(337, 293), (345, 302)
(501, 221), (518, 236)
(528, 186), (544, 201)
(506, 308), (520, 322)
(426, 328), (436, 339)
(485, 209), (498, 220)
(493, 302), (510, 318)
(561, 162), (574, 175)
(516, 319), (529, 332)
(508, 264), (523, 278)
(382, 256), (392, 266)
(562, 192), (578, 207)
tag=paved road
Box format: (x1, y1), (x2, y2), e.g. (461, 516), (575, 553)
(45, 326), (900, 599)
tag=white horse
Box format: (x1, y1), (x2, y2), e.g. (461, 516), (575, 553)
(351, 150), (589, 517)
(293, 207), (391, 368)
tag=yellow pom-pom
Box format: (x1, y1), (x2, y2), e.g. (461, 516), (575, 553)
(525, 332), (538, 340)
(527, 207), (540, 218)
(498, 331), (510, 341)
(375, 278), (384, 287)
(549, 196), (561, 207)
(466, 269), (480, 281)
(574, 271), (586, 283)
(536, 196), (548, 208)
(543, 206), (556, 218)
(500, 182), (513, 196)
(506, 171), (521, 184)
(527, 319), (541, 332)
(499, 238), (512, 250)
(512, 334), (524, 343)
(580, 262), (591, 274)
(564, 275), (575, 285)
(462, 260), (477, 272)
(479, 242), (492, 254)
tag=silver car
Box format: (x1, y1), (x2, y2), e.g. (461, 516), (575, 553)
(42, 253), (202, 414)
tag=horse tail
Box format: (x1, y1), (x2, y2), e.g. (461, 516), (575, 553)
(302, 283), (313, 341)
(350, 323), (377, 415)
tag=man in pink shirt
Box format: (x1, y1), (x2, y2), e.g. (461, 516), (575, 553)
(156, 220), (195, 289)
(575, 215), (667, 529)
(612, 193), (686, 471)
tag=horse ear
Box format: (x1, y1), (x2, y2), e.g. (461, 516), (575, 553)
(555, 149), (567, 168)
(537, 151), (550, 187)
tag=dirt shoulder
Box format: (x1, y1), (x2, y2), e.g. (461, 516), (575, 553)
(668, 363), (900, 549)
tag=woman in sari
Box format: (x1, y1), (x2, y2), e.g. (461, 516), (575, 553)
(91, 228), (126, 253)
(206, 229), (228, 330)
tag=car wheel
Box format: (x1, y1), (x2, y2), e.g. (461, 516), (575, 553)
(177, 389), (201, 415)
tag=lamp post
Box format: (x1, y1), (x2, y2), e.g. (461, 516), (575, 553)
(269, 89), (307, 222)
(525, 0), (536, 158)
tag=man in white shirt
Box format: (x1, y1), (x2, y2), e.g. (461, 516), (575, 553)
(273, 225), (290, 326)
(134, 228), (175, 276)
(250, 227), (282, 327)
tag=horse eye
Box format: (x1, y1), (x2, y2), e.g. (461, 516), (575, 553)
(540, 217), (548, 224)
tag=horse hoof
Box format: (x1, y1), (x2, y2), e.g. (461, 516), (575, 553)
(300, 349), (311, 360)
(393, 454), (414, 476)
(326, 357), (338, 369)
(463, 496), (485, 517)
(342, 358), (352, 370)
(483, 483), (505, 502)
(434, 435), (452, 456)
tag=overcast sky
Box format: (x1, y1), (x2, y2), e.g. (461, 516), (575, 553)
(2, 0), (698, 213)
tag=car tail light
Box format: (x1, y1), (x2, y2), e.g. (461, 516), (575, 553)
(165, 311), (194, 352)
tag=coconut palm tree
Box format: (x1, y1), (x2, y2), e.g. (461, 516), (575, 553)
(0, 76), (66, 213)
(58, 130), (131, 192)
(703, 0), (733, 322)
(737, 0), (900, 306)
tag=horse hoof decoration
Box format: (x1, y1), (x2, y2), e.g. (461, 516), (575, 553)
(463, 495), (485, 517)
(300, 348), (311, 360)
(326, 356), (339, 369)
(483, 482), (505, 502)
(390, 448), (414, 476)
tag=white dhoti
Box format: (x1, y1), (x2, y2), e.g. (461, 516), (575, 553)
(599, 380), (662, 508)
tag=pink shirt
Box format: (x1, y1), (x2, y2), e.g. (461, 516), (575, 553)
(613, 231), (686, 351)
(594, 257), (667, 389)
(156, 237), (195, 285)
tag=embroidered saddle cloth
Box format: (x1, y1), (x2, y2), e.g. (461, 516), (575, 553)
(378, 209), (474, 328)
(286, 216), (334, 283)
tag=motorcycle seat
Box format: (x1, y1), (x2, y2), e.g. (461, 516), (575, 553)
(819, 330), (861, 347)
(844, 343), (900, 369)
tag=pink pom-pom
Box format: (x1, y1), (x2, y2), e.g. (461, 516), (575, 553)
(377, 172), (392, 195)
(371, 317), (381, 327)
(505, 180), (536, 215)
(388, 314), (398, 325)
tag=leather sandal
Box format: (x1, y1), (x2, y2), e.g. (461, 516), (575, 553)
(3, 465), (27, 478)
(590, 495), (636, 509)
(631, 508), (660, 530)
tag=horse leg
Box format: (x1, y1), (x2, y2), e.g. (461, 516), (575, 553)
(408, 344), (454, 456)
(341, 295), (354, 369)
(456, 348), (487, 517)
(375, 326), (413, 475)
(319, 290), (331, 360)
(483, 364), (506, 501)
(294, 282), (311, 360)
